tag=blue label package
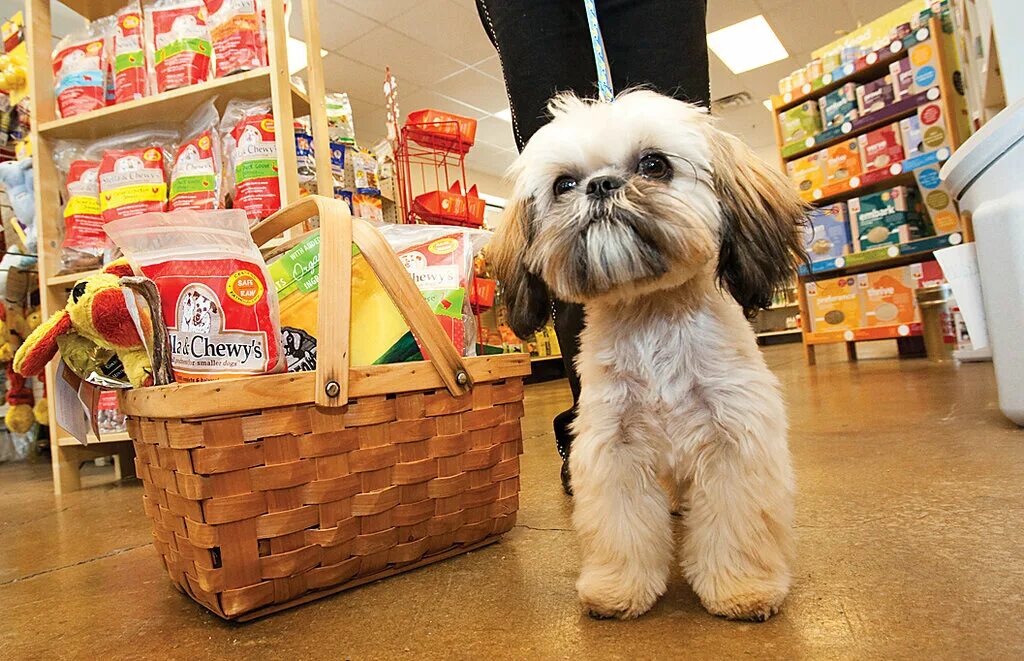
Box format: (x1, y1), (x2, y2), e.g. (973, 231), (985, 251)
(804, 203), (852, 260)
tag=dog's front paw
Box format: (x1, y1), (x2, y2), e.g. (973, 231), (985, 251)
(577, 565), (665, 620)
(701, 587), (787, 622)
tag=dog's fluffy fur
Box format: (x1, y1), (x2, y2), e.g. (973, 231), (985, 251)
(490, 91), (807, 621)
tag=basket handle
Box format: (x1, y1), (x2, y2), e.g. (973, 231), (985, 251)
(251, 196), (474, 408)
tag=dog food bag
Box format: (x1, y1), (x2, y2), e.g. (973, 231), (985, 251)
(114, 3), (149, 103)
(206, 0), (266, 77)
(169, 101), (222, 211)
(106, 209), (284, 382)
(145, 0), (213, 93)
(52, 20), (113, 118)
(221, 98), (280, 223)
(91, 128), (177, 224)
(54, 142), (105, 273)
(326, 92), (356, 145)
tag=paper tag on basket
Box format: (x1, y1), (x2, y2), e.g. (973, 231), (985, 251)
(934, 243), (989, 349)
(55, 363), (90, 445)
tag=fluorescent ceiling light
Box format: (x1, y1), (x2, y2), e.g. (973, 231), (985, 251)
(763, 99), (773, 110)
(494, 108), (512, 122)
(707, 15), (789, 74)
(287, 37), (327, 75)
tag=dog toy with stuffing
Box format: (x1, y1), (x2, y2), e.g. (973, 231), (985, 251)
(14, 260), (159, 388)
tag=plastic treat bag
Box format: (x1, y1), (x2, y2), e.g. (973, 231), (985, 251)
(52, 18), (114, 118)
(144, 0), (212, 93)
(330, 141), (345, 192)
(206, 0), (266, 77)
(113, 3), (149, 103)
(326, 93), (356, 145)
(53, 142), (105, 273)
(221, 98), (280, 224)
(169, 101), (222, 211)
(106, 209), (285, 382)
(294, 119), (316, 196)
(87, 128), (178, 225)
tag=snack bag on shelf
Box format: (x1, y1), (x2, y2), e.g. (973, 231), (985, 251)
(52, 19), (113, 118)
(106, 209), (285, 382)
(351, 149), (380, 194)
(144, 0), (213, 93)
(326, 92), (356, 145)
(330, 141), (346, 192)
(96, 390), (127, 433)
(858, 124), (905, 171)
(824, 140), (863, 185)
(858, 266), (920, 327)
(779, 101), (822, 146)
(114, 2), (149, 104)
(220, 98), (280, 224)
(169, 101), (222, 211)
(54, 143), (105, 273)
(206, 0), (266, 77)
(92, 128), (177, 224)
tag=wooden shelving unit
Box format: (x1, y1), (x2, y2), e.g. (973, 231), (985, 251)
(26, 0), (333, 494)
(771, 12), (973, 365)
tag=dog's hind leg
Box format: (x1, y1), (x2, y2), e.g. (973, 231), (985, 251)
(569, 406), (673, 620)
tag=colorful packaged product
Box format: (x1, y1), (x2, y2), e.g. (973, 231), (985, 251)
(352, 193), (383, 222)
(910, 260), (945, 288)
(350, 149), (380, 193)
(856, 75), (895, 114)
(779, 101), (823, 146)
(145, 0), (212, 93)
(803, 203), (852, 261)
(52, 21), (111, 118)
(805, 276), (860, 333)
(326, 92), (356, 145)
(113, 3), (148, 104)
(106, 209), (285, 382)
(294, 121), (316, 196)
(858, 266), (919, 327)
(206, 0), (266, 78)
(786, 151), (825, 196)
(824, 140), (863, 185)
(849, 187), (926, 250)
(330, 141), (346, 191)
(58, 159), (105, 272)
(818, 83), (858, 128)
(900, 116), (925, 159)
(889, 58), (915, 101)
(169, 101), (221, 211)
(221, 98), (280, 224)
(95, 129), (176, 223)
(857, 123), (905, 171)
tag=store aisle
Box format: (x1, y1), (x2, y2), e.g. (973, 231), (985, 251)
(2, 343), (1022, 660)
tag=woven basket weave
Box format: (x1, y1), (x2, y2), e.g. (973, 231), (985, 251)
(120, 197), (529, 620)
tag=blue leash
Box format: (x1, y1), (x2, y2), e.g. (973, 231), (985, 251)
(583, 0), (615, 102)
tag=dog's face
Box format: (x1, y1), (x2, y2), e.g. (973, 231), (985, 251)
(490, 90), (807, 338)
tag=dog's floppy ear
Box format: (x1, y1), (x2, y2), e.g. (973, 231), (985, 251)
(488, 194), (550, 338)
(709, 129), (808, 317)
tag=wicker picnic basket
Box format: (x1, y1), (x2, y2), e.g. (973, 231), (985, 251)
(119, 196), (529, 621)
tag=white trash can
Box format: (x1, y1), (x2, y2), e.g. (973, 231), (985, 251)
(942, 98), (1024, 426)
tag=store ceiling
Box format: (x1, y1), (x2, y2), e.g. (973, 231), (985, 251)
(8, 0), (912, 176)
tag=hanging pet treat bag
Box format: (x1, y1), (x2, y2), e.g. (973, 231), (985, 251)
(145, 0), (212, 93)
(113, 2), (149, 103)
(106, 209), (284, 382)
(206, 0), (266, 77)
(54, 143), (105, 273)
(221, 98), (280, 223)
(169, 101), (222, 211)
(52, 20), (112, 118)
(326, 92), (356, 145)
(92, 129), (176, 223)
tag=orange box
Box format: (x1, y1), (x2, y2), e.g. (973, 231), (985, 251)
(857, 266), (920, 327)
(805, 276), (860, 333)
(787, 151), (826, 198)
(824, 139), (863, 185)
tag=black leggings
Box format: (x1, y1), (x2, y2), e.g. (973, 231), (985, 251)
(477, 0), (711, 449)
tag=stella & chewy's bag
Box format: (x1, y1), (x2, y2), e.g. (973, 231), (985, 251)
(144, 0), (212, 93)
(169, 101), (222, 211)
(206, 0), (266, 77)
(221, 98), (280, 223)
(52, 19), (112, 118)
(91, 129), (176, 224)
(114, 2), (149, 103)
(57, 156), (105, 273)
(106, 209), (284, 382)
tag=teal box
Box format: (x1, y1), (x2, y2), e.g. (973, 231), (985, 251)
(818, 83), (858, 128)
(779, 101), (823, 146)
(849, 186), (928, 251)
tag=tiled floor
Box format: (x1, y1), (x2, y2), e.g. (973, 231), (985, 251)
(2, 342), (1022, 659)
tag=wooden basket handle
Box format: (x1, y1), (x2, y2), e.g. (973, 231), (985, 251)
(251, 196), (474, 408)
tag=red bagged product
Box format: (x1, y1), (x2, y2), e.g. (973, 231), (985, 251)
(91, 128), (177, 223)
(52, 20), (113, 118)
(169, 101), (222, 211)
(144, 0), (212, 93)
(54, 142), (106, 272)
(206, 0), (266, 77)
(106, 209), (284, 382)
(114, 2), (149, 103)
(221, 98), (280, 224)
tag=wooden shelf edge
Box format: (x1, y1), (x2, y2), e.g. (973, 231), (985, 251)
(757, 329), (802, 338)
(805, 323), (923, 345)
(531, 355), (563, 363)
(47, 268), (99, 287)
(56, 431), (132, 447)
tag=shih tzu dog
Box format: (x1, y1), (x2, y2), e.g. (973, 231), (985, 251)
(490, 90), (807, 621)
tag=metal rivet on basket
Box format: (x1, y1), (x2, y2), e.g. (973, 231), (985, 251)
(325, 381), (341, 398)
(456, 371), (469, 386)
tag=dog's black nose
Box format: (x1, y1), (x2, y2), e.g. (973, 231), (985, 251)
(586, 175), (624, 198)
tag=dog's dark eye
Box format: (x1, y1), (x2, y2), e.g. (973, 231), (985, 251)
(637, 153), (671, 180)
(553, 175), (578, 196)
(71, 281), (87, 303)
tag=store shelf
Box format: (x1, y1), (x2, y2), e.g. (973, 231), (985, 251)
(766, 302), (799, 310)
(58, 1), (126, 21)
(802, 153), (937, 206)
(805, 322), (923, 345)
(38, 68), (310, 141)
(56, 431), (131, 447)
(772, 26), (931, 112)
(782, 87), (940, 161)
(757, 329), (802, 338)
(531, 355), (563, 363)
(47, 269), (97, 287)
(799, 231), (963, 277)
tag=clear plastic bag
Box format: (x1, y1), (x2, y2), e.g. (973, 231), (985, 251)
(84, 127), (178, 224)
(220, 97), (280, 224)
(144, 0), (213, 93)
(114, 2), (149, 103)
(169, 100), (223, 211)
(52, 17), (114, 118)
(207, 0), (266, 78)
(53, 140), (105, 273)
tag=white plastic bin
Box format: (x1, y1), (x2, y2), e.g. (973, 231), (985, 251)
(942, 98), (1024, 426)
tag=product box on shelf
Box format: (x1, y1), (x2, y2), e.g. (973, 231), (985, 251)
(805, 276), (860, 333)
(786, 151), (825, 197)
(910, 260), (945, 288)
(818, 83), (858, 128)
(858, 123), (905, 171)
(779, 101), (823, 146)
(857, 266), (920, 327)
(900, 115), (925, 159)
(803, 203), (852, 261)
(856, 75), (896, 114)
(824, 139), (863, 185)
(849, 186), (926, 251)
(889, 58), (915, 101)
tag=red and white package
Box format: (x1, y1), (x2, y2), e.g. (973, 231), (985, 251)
(91, 129), (177, 223)
(169, 101), (222, 211)
(52, 20), (113, 118)
(144, 0), (212, 93)
(105, 209), (285, 383)
(113, 2), (149, 103)
(206, 0), (266, 77)
(54, 142), (106, 273)
(221, 98), (280, 224)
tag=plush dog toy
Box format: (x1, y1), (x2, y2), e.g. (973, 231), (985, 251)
(14, 261), (156, 388)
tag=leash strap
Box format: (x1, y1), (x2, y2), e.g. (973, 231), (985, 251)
(583, 0), (614, 102)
